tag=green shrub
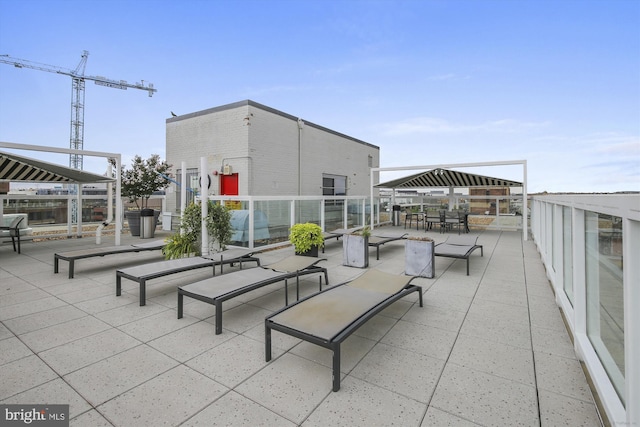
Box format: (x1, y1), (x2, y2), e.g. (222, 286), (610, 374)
(289, 222), (324, 254)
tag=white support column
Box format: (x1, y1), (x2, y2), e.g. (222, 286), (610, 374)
(76, 187), (82, 238)
(180, 161), (186, 235)
(523, 159), (528, 241)
(448, 186), (454, 211)
(248, 198), (254, 250)
(370, 171), (375, 231)
(67, 195), (73, 236)
(115, 154), (122, 246)
(343, 201), (348, 229)
(200, 157), (208, 256)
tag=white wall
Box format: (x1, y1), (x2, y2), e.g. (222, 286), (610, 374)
(165, 100), (380, 212)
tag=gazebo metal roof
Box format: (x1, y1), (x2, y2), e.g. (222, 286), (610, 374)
(375, 168), (522, 189)
(0, 150), (114, 183)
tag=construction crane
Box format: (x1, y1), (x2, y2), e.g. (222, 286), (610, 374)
(0, 50), (157, 169)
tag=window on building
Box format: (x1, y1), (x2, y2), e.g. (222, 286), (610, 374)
(322, 174), (347, 196)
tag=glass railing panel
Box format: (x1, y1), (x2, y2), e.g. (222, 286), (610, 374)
(585, 211), (625, 404)
(2, 197), (69, 226)
(294, 200), (321, 225)
(253, 199), (290, 247)
(225, 200), (251, 248)
(323, 198), (345, 231)
(346, 199), (367, 229)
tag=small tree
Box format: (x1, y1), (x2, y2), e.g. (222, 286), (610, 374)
(206, 202), (233, 251)
(119, 154), (173, 210)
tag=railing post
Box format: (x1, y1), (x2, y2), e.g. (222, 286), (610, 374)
(624, 217), (640, 425)
(248, 198), (254, 250)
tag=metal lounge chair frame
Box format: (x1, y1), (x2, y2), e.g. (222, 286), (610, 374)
(54, 239), (166, 278)
(368, 231), (408, 260)
(265, 269), (422, 392)
(177, 255), (328, 334)
(116, 248), (260, 306)
(434, 235), (483, 275)
(0, 216), (24, 254)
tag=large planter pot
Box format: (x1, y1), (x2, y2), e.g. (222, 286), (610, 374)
(125, 210), (141, 236)
(405, 238), (435, 278)
(125, 210), (160, 237)
(343, 234), (369, 268)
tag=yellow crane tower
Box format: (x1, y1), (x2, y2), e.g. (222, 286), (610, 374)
(0, 50), (157, 170)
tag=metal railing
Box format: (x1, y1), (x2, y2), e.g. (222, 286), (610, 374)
(0, 194), (167, 240)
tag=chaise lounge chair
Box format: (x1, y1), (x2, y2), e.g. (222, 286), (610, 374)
(116, 248), (260, 305)
(178, 255), (329, 334)
(54, 239), (167, 278)
(265, 269), (422, 392)
(368, 231), (408, 260)
(434, 235), (483, 275)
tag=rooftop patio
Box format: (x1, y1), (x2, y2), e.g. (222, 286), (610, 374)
(1, 226), (602, 426)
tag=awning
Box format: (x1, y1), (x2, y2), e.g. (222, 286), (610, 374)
(0, 150), (114, 183)
(375, 168), (522, 189)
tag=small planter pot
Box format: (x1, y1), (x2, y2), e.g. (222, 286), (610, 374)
(296, 245), (319, 257)
(405, 238), (435, 278)
(343, 234), (369, 268)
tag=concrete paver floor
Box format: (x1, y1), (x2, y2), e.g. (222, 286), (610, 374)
(0, 228), (602, 426)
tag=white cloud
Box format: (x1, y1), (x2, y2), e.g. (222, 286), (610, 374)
(596, 137), (640, 155)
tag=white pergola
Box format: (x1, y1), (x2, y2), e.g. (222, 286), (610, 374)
(370, 160), (528, 241)
(0, 141), (123, 245)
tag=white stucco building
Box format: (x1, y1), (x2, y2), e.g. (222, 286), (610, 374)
(165, 100), (380, 213)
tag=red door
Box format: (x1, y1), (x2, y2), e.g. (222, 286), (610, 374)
(220, 173), (239, 195)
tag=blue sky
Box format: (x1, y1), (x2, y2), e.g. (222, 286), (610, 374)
(1, 0), (638, 193)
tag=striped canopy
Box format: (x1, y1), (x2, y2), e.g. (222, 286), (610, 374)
(0, 151), (114, 183)
(376, 168), (522, 189)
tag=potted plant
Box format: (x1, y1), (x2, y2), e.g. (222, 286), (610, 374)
(162, 201), (232, 259)
(405, 235), (435, 278)
(289, 222), (324, 257)
(116, 154), (172, 236)
(343, 226), (371, 268)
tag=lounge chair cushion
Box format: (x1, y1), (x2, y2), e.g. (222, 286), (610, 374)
(269, 270), (414, 340)
(434, 235), (483, 275)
